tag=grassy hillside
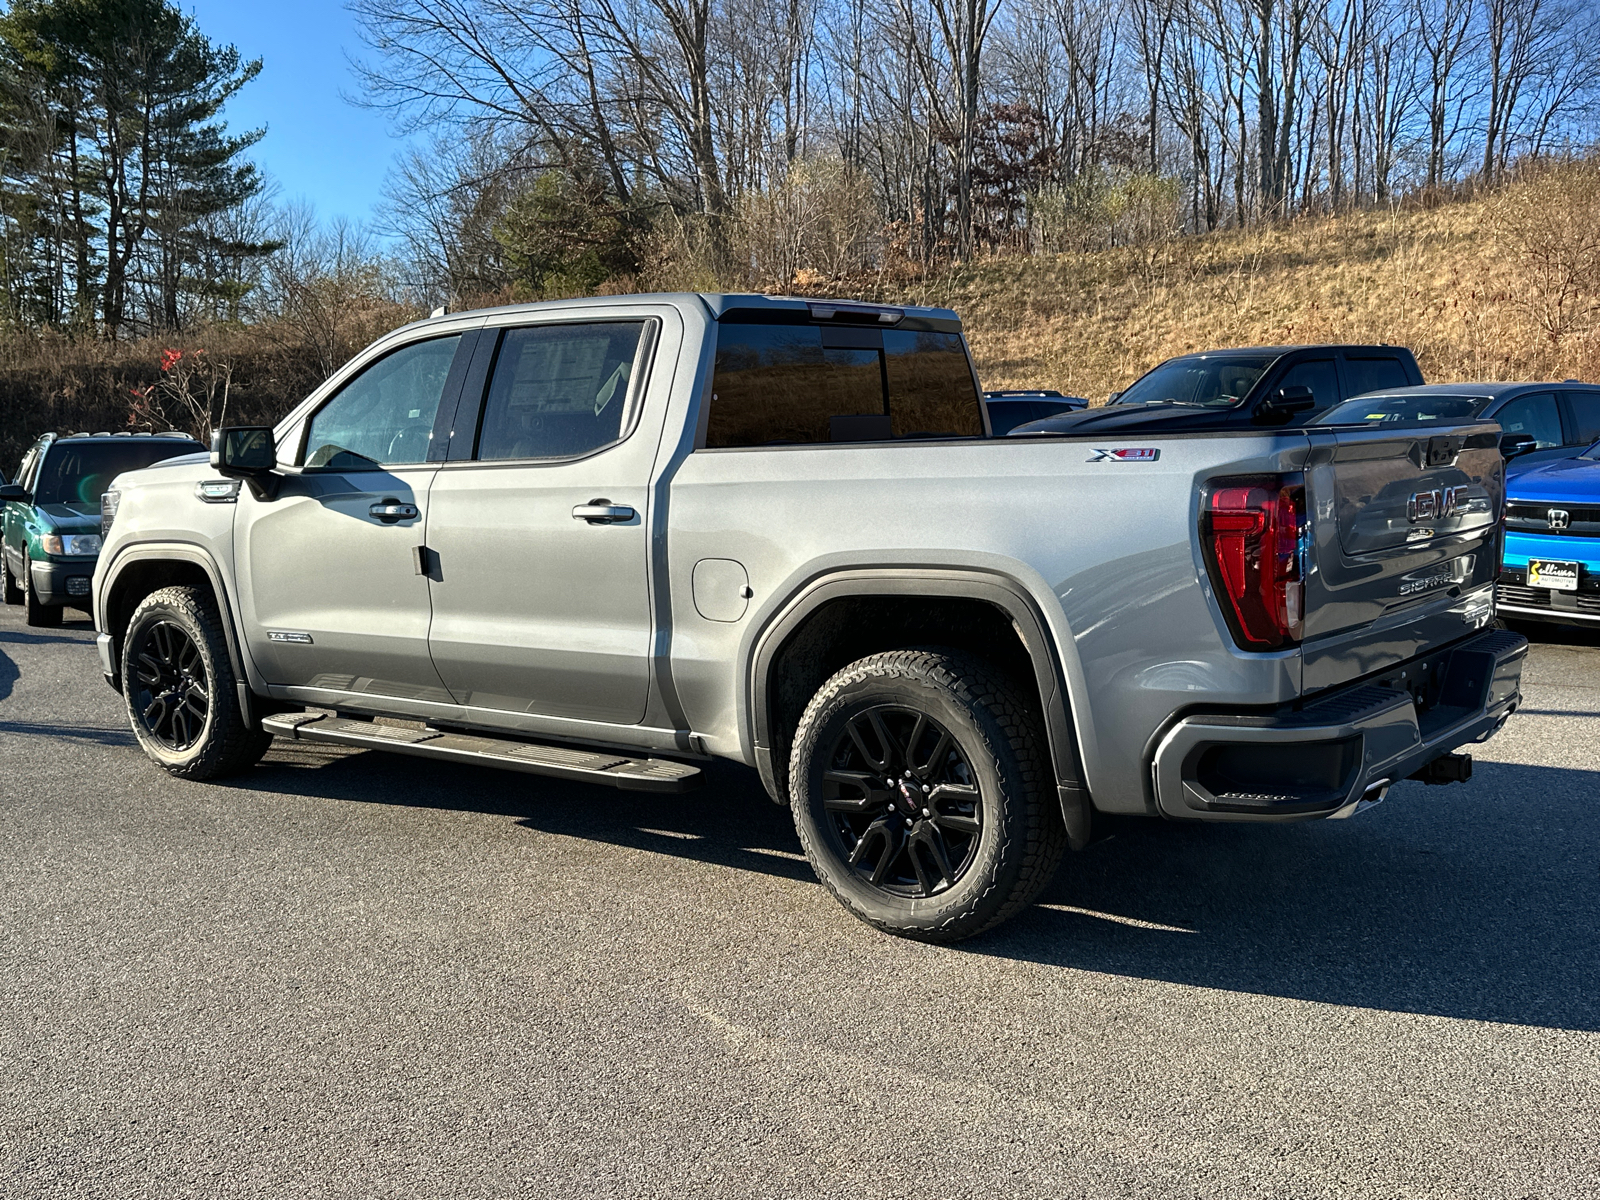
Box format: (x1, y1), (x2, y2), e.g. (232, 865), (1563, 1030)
(888, 179), (1599, 401)
(5, 167), (1595, 470)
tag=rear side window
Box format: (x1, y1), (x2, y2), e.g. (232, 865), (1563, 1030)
(475, 322), (647, 460)
(1494, 393), (1563, 448)
(1564, 391), (1600, 444)
(1344, 356), (1411, 396)
(705, 322), (981, 447)
(32, 439), (203, 505)
(884, 330), (982, 437)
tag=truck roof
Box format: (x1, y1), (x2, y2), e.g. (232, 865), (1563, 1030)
(392, 292), (963, 336)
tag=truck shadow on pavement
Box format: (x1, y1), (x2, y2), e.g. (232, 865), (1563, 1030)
(239, 748), (1599, 1031)
(245, 746), (818, 884)
(999, 759), (1600, 1032)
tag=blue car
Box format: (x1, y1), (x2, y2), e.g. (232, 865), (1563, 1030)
(1313, 381), (1600, 473)
(1496, 441), (1600, 628)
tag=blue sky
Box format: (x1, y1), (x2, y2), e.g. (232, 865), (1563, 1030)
(183, 1), (414, 229)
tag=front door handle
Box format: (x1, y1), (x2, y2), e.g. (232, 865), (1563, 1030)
(572, 500), (635, 525)
(369, 500), (419, 523)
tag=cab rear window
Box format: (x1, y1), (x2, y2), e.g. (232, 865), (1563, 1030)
(705, 322), (982, 447)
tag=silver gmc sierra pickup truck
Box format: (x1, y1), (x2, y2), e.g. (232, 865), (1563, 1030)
(92, 294), (1527, 940)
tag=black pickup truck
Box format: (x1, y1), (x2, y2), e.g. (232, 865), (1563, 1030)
(1012, 344), (1423, 435)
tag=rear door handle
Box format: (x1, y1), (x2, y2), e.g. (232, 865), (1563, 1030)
(369, 501), (419, 523)
(572, 500), (635, 525)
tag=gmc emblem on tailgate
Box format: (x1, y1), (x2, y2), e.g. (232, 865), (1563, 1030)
(1408, 485), (1468, 523)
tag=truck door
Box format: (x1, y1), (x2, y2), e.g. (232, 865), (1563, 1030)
(233, 333), (466, 699)
(423, 317), (666, 725)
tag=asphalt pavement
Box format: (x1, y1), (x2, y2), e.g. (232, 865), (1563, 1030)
(2, 602), (1597, 1199)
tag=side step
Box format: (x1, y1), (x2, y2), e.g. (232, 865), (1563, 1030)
(261, 713), (702, 793)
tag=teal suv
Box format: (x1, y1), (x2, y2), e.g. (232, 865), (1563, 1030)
(2, 432), (202, 626)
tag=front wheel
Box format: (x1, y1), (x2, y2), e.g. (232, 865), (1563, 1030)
(121, 586), (272, 779)
(1, 554), (22, 605)
(789, 649), (1067, 942)
(22, 562), (61, 627)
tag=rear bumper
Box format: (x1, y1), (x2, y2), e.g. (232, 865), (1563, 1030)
(29, 559), (97, 606)
(1152, 628), (1527, 822)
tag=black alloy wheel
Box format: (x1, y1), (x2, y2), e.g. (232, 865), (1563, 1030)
(789, 649), (1068, 942)
(822, 707), (983, 898)
(120, 586), (272, 779)
(130, 620), (211, 751)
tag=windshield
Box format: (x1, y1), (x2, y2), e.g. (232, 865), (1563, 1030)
(1114, 356), (1272, 408)
(33, 439), (201, 506)
(1315, 393), (1490, 426)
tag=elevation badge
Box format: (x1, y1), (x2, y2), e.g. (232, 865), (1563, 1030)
(1088, 447), (1160, 462)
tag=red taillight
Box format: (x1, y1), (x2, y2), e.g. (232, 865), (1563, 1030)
(1203, 476), (1305, 650)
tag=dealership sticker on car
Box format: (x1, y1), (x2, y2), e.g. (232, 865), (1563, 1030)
(1527, 559), (1579, 591)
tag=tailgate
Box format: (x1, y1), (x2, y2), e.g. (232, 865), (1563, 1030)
(1301, 423), (1503, 693)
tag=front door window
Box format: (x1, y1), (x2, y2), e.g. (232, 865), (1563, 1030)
(1495, 393), (1563, 449)
(304, 336), (462, 469)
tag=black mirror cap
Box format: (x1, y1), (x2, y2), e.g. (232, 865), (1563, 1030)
(1271, 385), (1317, 411)
(1253, 385), (1317, 423)
(0, 483), (25, 503)
(211, 426), (277, 475)
(1499, 431), (1538, 458)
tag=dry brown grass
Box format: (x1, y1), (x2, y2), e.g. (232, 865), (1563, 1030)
(875, 172), (1600, 399)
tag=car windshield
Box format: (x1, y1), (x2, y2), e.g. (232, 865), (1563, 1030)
(1114, 356), (1272, 408)
(32, 439), (201, 505)
(1315, 393), (1490, 426)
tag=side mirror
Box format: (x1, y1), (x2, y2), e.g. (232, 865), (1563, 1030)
(1499, 432), (1537, 459)
(211, 426), (279, 499)
(0, 483), (26, 504)
(1256, 384), (1317, 421)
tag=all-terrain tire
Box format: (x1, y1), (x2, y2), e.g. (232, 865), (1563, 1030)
(1, 554), (22, 605)
(22, 563), (62, 626)
(789, 649), (1067, 942)
(121, 585), (272, 779)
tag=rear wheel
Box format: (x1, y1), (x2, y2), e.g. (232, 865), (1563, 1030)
(789, 649), (1067, 942)
(121, 586), (271, 779)
(1, 555), (21, 605)
(22, 563), (61, 627)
